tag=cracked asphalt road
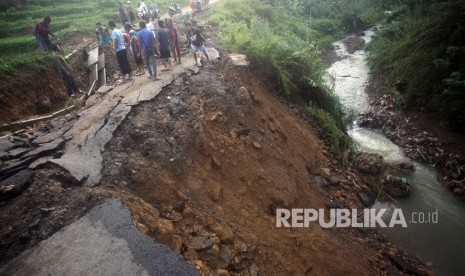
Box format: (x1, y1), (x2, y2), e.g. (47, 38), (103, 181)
(51, 60), (199, 186)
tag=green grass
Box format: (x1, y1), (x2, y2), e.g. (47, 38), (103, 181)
(0, 52), (51, 76)
(305, 105), (348, 155)
(367, 0), (465, 132)
(212, 0), (349, 154)
(0, 0), (189, 79)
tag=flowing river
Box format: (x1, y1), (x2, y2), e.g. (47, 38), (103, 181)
(326, 28), (465, 276)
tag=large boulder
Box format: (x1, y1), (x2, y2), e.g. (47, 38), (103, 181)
(381, 174), (412, 197)
(353, 152), (386, 175)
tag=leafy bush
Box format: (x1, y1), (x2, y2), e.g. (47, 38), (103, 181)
(367, 0), (465, 131)
(213, 0), (348, 153)
(306, 106), (348, 155)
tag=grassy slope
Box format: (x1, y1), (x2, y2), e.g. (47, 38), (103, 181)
(367, 0), (465, 131)
(211, 0), (350, 154)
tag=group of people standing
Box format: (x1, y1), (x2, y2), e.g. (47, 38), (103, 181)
(33, 1), (211, 88)
(118, 1), (159, 28)
(97, 17), (183, 84)
(96, 11), (210, 85)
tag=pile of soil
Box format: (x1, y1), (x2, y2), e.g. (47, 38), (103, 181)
(0, 51), (89, 127)
(98, 53), (428, 275)
(0, 63), (69, 126)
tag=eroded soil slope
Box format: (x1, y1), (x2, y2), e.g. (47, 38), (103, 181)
(99, 60), (415, 275)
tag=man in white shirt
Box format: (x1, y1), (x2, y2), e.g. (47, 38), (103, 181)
(139, 1), (149, 21)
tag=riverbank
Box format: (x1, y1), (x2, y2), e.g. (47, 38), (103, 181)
(326, 28), (465, 275)
(359, 73), (465, 200)
(328, 29), (465, 201)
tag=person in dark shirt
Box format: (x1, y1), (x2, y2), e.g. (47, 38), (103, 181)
(157, 20), (172, 71)
(185, 22), (209, 66)
(33, 16), (60, 52)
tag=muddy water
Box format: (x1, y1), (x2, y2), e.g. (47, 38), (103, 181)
(327, 28), (465, 275)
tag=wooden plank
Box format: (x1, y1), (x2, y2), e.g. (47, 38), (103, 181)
(97, 53), (105, 70)
(87, 79), (97, 97)
(64, 49), (78, 61)
(0, 105), (77, 132)
(86, 46), (99, 67)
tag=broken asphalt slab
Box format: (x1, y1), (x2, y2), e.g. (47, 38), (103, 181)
(0, 199), (199, 276)
(0, 169), (33, 202)
(50, 58), (202, 186)
(0, 138), (65, 180)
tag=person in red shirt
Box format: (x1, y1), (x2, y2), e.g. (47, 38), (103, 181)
(33, 16), (60, 52)
(167, 18), (181, 64)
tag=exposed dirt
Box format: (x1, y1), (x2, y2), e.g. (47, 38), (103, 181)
(97, 45), (429, 275)
(0, 10), (433, 276)
(0, 63), (69, 126)
(320, 44), (341, 67)
(0, 50), (90, 127)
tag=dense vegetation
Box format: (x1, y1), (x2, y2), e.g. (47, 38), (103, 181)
(212, 0), (382, 154)
(367, 0), (465, 132)
(0, 0), (187, 77)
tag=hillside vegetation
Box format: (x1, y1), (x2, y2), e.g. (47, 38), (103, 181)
(212, 0), (383, 154)
(367, 0), (465, 132)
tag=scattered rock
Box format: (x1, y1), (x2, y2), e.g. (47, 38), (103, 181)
(191, 236), (214, 252)
(252, 141), (262, 149)
(215, 269), (230, 276)
(210, 224), (234, 244)
(212, 156), (221, 167)
(354, 152), (385, 175)
(249, 264), (260, 276)
(358, 187), (376, 206)
(211, 236), (221, 244)
(381, 174), (412, 198)
(0, 139), (16, 152)
(327, 176), (339, 186)
(156, 218), (174, 242)
(7, 147), (31, 159)
(397, 162), (415, 171)
(321, 168), (331, 177)
(0, 169), (34, 201)
(217, 245), (233, 268)
(21, 138), (65, 160)
(171, 234), (183, 253)
(388, 254), (422, 275)
(32, 122), (73, 145)
(237, 128), (251, 137)
(229, 130), (237, 139)
(0, 155), (37, 180)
